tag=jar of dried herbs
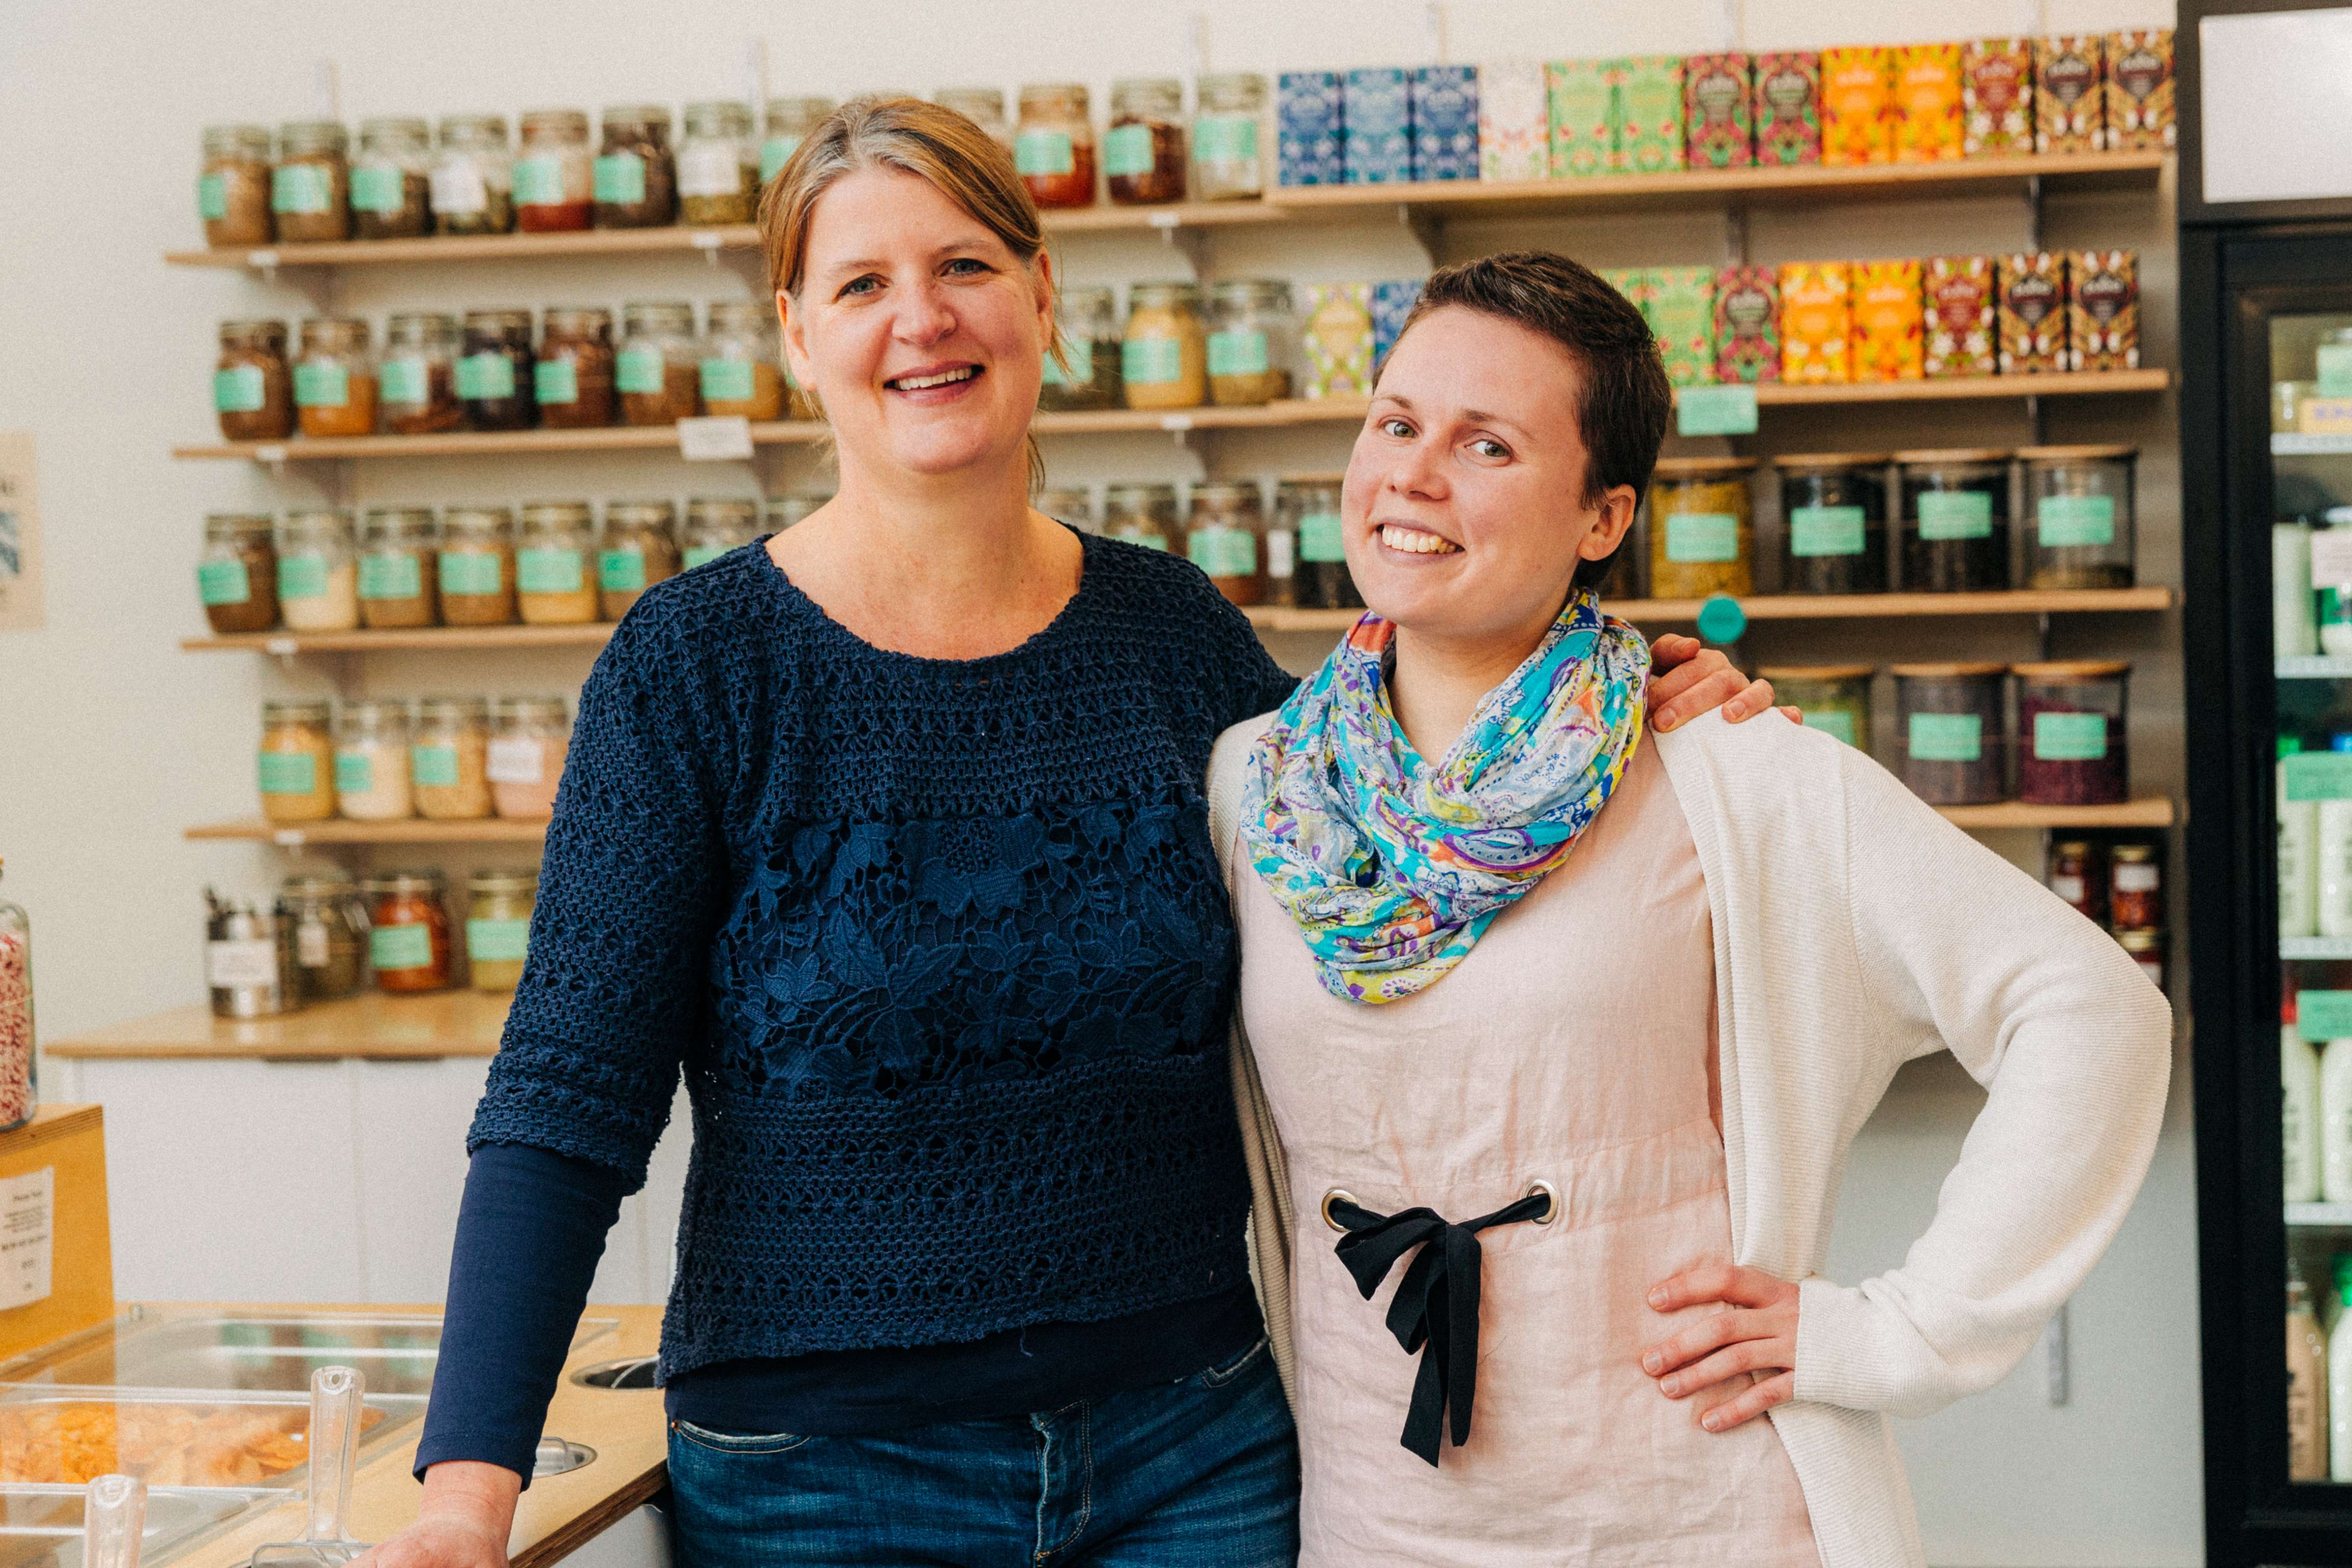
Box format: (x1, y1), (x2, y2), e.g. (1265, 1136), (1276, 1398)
(433, 114), (514, 235)
(214, 319), (293, 441)
(197, 514), (279, 635)
(378, 312), (463, 435)
(459, 309), (537, 431)
(351, 117), (432, 240)
(599, 500), (682, 618)
(199, 124), (275, 246)
(1041, 286), (1123, 411)
(272, 120), (349, 243)
(537, 306), (616, 428)
(595, 105), (677, 228)
(617, 301), (702, 425)
(678, 101), (758, 224)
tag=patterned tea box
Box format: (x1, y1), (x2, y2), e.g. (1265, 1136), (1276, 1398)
(2106, 30), (2174, 152)
(1372, 279), (1426, 368)
(1412, 65), (1480, 181)
(1779, 262), (1852, 384)
(1752, 52), (1822, 166)
(1278, 72), (1345, 186)
(2034, 37), (2106, 153)
(1345, 68), (1415, 184)
(2067, 249), (2139, 371)
(1301, 283), (1375, 397)
(1999, 251), (2068, 373)
(1713, 264), (1782, 383)
(1850, 258), (1925, 380)
(1547, 58), (1617, 178)
(1961, 38), (2035, 157)
(1892, 43), (1964, 162)
(1923, 255), (1997, 377)
(1649, 265), (1717, 386)
(1683, 52), (1754, 168)
(1604, 268), (1657, 314)
(1821, 47), (1895, 166)
(1479, 59), (1550, 182)
(1619, 55), (1686, 173)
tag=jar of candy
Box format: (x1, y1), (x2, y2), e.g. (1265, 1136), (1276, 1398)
(411, 695), (493, 820)
(617, 302), (703, 425)
(678, 101), (758, 224)
(1192, 74), (1269, 200)
(1775, 453), (1888, 596)
(1123, 282), (1208, 410)
(350, 117), (432, 240)
(490, 696), (571, 820)
(459, 309), (537, 431)
(1282, 475), (1357, 610)
(198, 513), (279, 635)
(378, 312), (464, 435)
(199, 124), (275, 246)
(294, 318), (378, 439)
(432, 114), (514, 234)
(1015, 84), (1096, 209)
(1106, 78), (1186, 205)
(275, 509), (360, 633)
(1103, 484), (1178, 551)
(2014, 660), (2129, 807)
(595, 106), (677, 228)
(1041, 285), (1123, 412)
(258, 698), (337, 824)
(2022, 445), (2135, 589)
(1897, 448), (2012, 593)
(1759, 664), (1874, 751)
(1648, 457), (1758, 599)
(684, 497), (760, 568)
(1184, 481), (1266, 606)
(334, 698), (414, 822)
(700, 300), (786, 419)
(600, 500), (682, 619)
(537, 306), (616, 428)
(366, 870), (454, 993)
(437, 505), (518, 627)
(1036, 487), (1096, 534)
(514, 109), (594, 231)
(215, 319), (293, 441)
(1892, 662), (2009, 806)
(466, 870), (539, 992)
(1206, 280), (1296, 406)
(760, 97), (837, 186)
(358, 507), (440, 628)
(280, 873), (369, 1002)
(272, 120), (350, 243)
(517, 500), (600, 624)
(935, 88), (1013, 154)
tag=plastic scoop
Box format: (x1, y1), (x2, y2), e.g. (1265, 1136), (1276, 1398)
(249, 1365), (369, 1568)
(84, 1474), (147, 1568)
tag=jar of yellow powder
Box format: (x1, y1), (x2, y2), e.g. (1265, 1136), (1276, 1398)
(258, 699), (337, 824)
(1122, 282), (1208, 411)
(1647, 456), (1758, 600)
(515, 501), (600, 624)
(466, 868), (538, 992)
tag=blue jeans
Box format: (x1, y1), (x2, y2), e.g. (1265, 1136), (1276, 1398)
(665, 1335), (1298, 1567)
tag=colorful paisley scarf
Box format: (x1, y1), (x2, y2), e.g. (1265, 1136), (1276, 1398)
(1239, 589), (1649, 1004)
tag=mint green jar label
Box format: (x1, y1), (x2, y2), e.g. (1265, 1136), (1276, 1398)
(1103, 123), (1155, 177)
(1044, 339), (1094, 387)
(759, 135), (804, 184)
(370, 924), (433, 972)
(257, 751), (317, 795)
(512, 155), (565, 206)
(1802, 709), (1858, 746)
(439, 552), (503, 596)
(214, 366), (267, 412)
(615, 349), (666, 395)
(684, 545), (729, 569)
(1015, 130), (1075, 176)
(334, 752), (374, 794)
(293, 361), (349, 408)
(1188, 527), (1257, 578)
(2287, 752), (2352, 801)
(1299, 513), (1345, 562)
(359, 552), (422, 600)
(198, 172), (229, 220)
(467, 918), (531, 962)
(2038, 494), (2115, 548)
(458, 353), (515, 399)
(1917, 490), (1992, 540)
(1908, 712), (1983, 762)
(2033, 710), (2108, 761)
(599, 549), (647, 592)
(2322, 343), (2352, 397)
(378, 356), (429, 405)
(1123, 338), (1184, 386)
(535, 360), (580, 405)
(350, 165), (405, 215)
(700, 360), (755, 403)
(1208, 331), (1269, 378)
(410, 743), (460, 787)
(278, 554), (329, 601)
(592, 153), (646, 203)
(1665, 512), (1740, 563)
(1193, 114), (1259, 164)
(1789, 505), (1865, 557)
(271, 164), (331, 215)
(197, 560), (251, 606)
(518, 548), (585, 593)
(2301, 989), (2352, 1040)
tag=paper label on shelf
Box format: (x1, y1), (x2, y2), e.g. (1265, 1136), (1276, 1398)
(1675, 384), (1759, 437)
(430, 161), (489, 215)
(2113, 862), (2160, 892)
(488, 737), (545, 784)
(213, 366), (266, 413)
(516, 548), (585, 593)
(270, 164), (331, 215)
(198, 172), (228, 220)
(677, 417), (756, 461)
(1665, 513), (1740, 563)
(2032, 710), (2109, 760)
(439, 551), (502, 597)
(1908, 712), (1984, 762)
(377, 356), (429, 406)
(1194, 114), (1259, 165)
(535, 360), (580, 405)
(467, 918), (531, 963)
(2038, 494), (2116, 548)
(2286, 752), (2352, 800)
(257, 751), (317, 795)
(457, 353), (516, 401)
(599, 548), (648, 592)
(334, 750), (374, 795)
(370, 924), (434, 973)
(0, 1169), (55, 1312)
(410, 742), (461, 787)
(351, 164), (407, 216)
(1208, 331), (1271, 377)
(297, 920), (330, 969)
(293, 362), (349, 409)
(2312, 530), (2352, 589)
(206, 938), (280, 989)
(699, 359), (756, 404)
(592, 153), (647, 204)
(1789, 505), (1866, 557)
(196, 559), (250, 606)
(1917, 489), (1993, 539)
(278, 554), (329, 601)
(2322, 343), (2352, 397)
(1014, 130), (1075, 176)
(359, 552), (423, 601)
(1299, 513), (1346, 562)
(512, 155), (567, 207)
(1187, 527), (1258, 579)
(1801, 709), (1857, 745)
(760, 135), (805, 184)
(1122, 338), (1185, 386)
(615, 349), (666, 394)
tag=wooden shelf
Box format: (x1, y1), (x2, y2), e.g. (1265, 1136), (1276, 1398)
(2289, 1202), (2352, 1228)
(48, 989), (511, 1060)
(186, 818), (546, 845)
(1747, 368), (2167, 403)
(1248, 587), (2170, 633)
(2284, 937), (2352, 961)
(1934, 798), (2174, 830)
(184, 624), (618, 654)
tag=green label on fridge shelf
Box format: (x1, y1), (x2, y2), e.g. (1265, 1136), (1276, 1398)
(511, 155), (566, 207)
(2322, 343), (2352, 397)
(535, 359), (580, 405)
(467, 917), (531, 963)
(1187, 527), (1257, 579)
(377, 356), (429, 406)
(517, 547), (585, 593)
(359, 552), (422, 600)
(198, 172), (228, 220)
(2301, 989), (2352, 1041)
(213, 365), (266, 412)
(1043, 339), (1093, 386)
(1014, 130), (1075, 176)
(1674, 383), (1759, 437)
(350, 164), (406, 215)
(257, 751), (317, 795)
(439, 551), (503, 597)
(271, 163), (331, 214)
(684, 545), (728, 569)
(2284, 752), (2352, 801)
(1193, 114), (1259, 164)
(1122, 338), (1184, 386)
(1908, 712), (1984, 762)
(1665, 512), (1740, 563)
(457, 353), (515, 400)
(1801, 709), (1857, 746)
(1208, 331), (1270, 378)
(278, 554), (329, 601)
(1299, 513), (1345, 562)
(2038, 494), (2116, 548)
(699, 359), (755, 403)
(334, 751), (374, 794)
(1789, 505), (1865, 557)
(592, 153), (646, 203)
(370, 923), (434, 973)
(599, 548), (648, 592)
(1102, 123), (1155, 177)
(196, 559), (250, 605)
(1695, 594), (1747, 645)
(615, 349), (666, 395)
(2032, 710), (2109, 760)
(1916, 490), (1993, 539)
(759, 135), (804, 184)
(410, 742), (460, 787)
(293, 361), (349, 408)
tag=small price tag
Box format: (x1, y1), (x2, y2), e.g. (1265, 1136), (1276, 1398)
(2314, 530), (2352, 589)
(676, 416), (756, 461)
(690, 230), (726, 251)
(245, 249), (280, 270)
(1675, 384), (1759, 437)
(1158, 413), (1196, 433)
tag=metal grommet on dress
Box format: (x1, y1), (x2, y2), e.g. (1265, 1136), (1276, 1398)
(1321, 1187), (1358, 1232)
(1524, 1178), (1560, 1225)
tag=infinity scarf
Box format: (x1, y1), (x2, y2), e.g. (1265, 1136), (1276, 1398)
(1239, 589), (1648, 1004)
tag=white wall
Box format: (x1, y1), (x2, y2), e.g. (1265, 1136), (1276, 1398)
(0, 1), (2191, 1564)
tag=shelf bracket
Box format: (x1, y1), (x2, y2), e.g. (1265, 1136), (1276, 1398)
(2036, 610), (2054, 661)
(1153, 214), (1210, 276)
(1396, 204), (1442, 268)
(2024, 172), (2044, 253)
(1724, 206), (1749, 268)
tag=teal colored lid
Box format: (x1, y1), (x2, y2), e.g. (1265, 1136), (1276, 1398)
(2334, 1252), (2352, 1295)
(2285, 735), (2307, 758)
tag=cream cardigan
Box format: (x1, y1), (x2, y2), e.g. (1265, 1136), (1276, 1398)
(1207, 708), (2173, 1568)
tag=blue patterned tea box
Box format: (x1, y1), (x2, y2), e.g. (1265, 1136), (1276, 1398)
(1344, 67), (1414, 183)
(1277, 71), (1345, 186)
(1411, 65), (1480, 181)
(1372, 279), (1425, 368)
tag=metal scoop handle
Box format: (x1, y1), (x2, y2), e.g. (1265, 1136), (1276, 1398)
(85, 1474), (146, 1568)
(304, 1366), (363, 1544)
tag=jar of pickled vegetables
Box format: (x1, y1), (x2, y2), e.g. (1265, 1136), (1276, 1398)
(294, 318), (378, 439)
(1123, 282), (1208, 410)
(1893, 662), (2009, 806)
(433, 114), (514, 235)
(2014, 660), (2129, 807)
(678, 101), (758, 224)
(1016, 84), (1096, 208)
(1106, 78), (1186, 205)
(411, 695), (493, 820)
(334, 698), (414, 822)
(198, 513), (278, 636)
(760, 97), (837, 185)
(275, 509), (360, 633)
(1758, 664), (1874, 751)
(272, 120), (350, 243)
(366, 870), (453, 993)
(617, 302), (702, 425)
(1103, 484), (1178, 551)
(935, 88), (1013, 154)
(2021, 445), (2135, 589)
(459, 309), (537, 432)
(684, 497), (760, 568)
(490, 696), (571, 820)
(466, 870), (539, 992)
(1897, 449), (2013, 593)
(1648, 457), (1757, 599)
(378, 312), (463, 435)
(1192, 74), (1268, 200)
(215, 319), (293, 441)
(1206, 280), (1295, 406)
(514, 109), (594, 232)
(700, 300), (785, 419)
(517, 500), (600, 624)
(595, 106), (677, 228)
(537, 306), (616, 428)
(357, 507), (440, 628)
(1282, 475), (1357, 610)
(438, 505), (517, 627)
(259, 698), (337, 824)
(599, 500), (682, 619)
(350, 117), (432, 241)
(1775, 453), (1888, 596)
(1042, 286), (1123, 412)
(1185, 481), (1266, 605)
(200, 124), (274, 246)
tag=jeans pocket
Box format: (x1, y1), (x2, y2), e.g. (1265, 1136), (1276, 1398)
(670, 1418), (818, 1455)
(1193, 1334), (1271, 1390)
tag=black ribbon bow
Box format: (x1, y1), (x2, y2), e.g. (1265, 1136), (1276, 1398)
(1328, 1189), (1552, 1468)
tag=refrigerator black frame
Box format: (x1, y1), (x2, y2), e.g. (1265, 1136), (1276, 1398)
(2181, 0), (2352, 229)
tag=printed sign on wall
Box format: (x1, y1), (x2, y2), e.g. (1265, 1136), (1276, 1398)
(0, 434), (42, 632)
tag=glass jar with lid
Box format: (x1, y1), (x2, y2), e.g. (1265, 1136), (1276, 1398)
(1123, 282), (1208, 410)
(280, 873), (369, 1002)
(205, 893), (300, 1021)
(333, 698), (414, 821)
(358, 506), (440, 628)
(760, 96), (838, 186)
(411, 696), (493, 820)
(459, 309), (537, 431)
(426, 114), (513, 235)
(2022, 445), (2135, 589)
(294, 318), (378, 439)
(535, 306), (615, 428)
(517, 500), (600, 623)
(1281, 475), (1356, 610)
(199, 124), (274, 246)
(259, 698), (337, 824)
(272, 121), (349, 243)
(350, 117), (432, 240)
(2109, 840), (2161, 931)
(467, 869), (539, 992)
(1036, 487), (1096, 533)
(1206, 280), (1296, 406)
(2014, 660), (2129, 807)
(275, 509), (360, 633)
(514, 109), (594, 231)
(684, 496), (760, 568)
(617, 302), (703, 425)
(1184, 482), (1267, 605)
(0, 861), (30, 1131)
(1103, 484), (1178, 551)
(366, 870), (454, 993)
(935, 88), (1013, 153)
(699, 300), (785, 419)
(1775, 453), (1889, 595)
(600, 500), (682, 619)
(1041, 286), (1123, 412)
(1106, 78), (1187, 204)
(378, 312), (463, 435)
(1897, 448), (2013, 592)
(1892, 662), (2009, 806)
(1648, 457), (1758, 599)
(1758, 664), (1875, 751)
(594, 105), (677, 228)
(1192, 74), (1269, 200)
(197, 514), (279, 635)
(215, 319), (293, 441)
(438, 505), (517, 626)
(766, 493), (829, 533)
(678, 101), (758, 224)
(2046, 838), (2104, 923)
(490, 696), (571, 819)
(1015, 85), (1097, 208)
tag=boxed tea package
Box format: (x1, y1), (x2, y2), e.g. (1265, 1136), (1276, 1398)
(2067, 249), (2139, 371)
(1548, 58), (1617, 178)
(2034, 36), (2106, 153)
(1850, 258), (1926, 380)
(1604, 268), (1657, 313)
(1752, 52), (1823, 166)
(1619, 54), (1686, 173)
(1779, 262), (1852, 384)
(1961, 38), (2035, 156)
(1345, 67), (1415, 184)
(1412, 65), (1480, 181)
(1821, 46), (1895, 166)
(1649, 266), (1718, 386)
(1479, 59), (1551, 181)
(1893, 43), (1964, 162)
(1371, 279), (1426, 368)
(1714, 264), (1782, 383)
(1683, 53), (1754, 168)
(1924, 254), (1998, 377)
(1278, 72), (1347, 186)
(1999, 251), (2068, 373)
(2106, 29), (2174, 151)
(1301, 284), (1375, 397)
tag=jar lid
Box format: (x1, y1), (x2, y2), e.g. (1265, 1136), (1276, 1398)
(359, 116), (431, 144)
(1190, 481), (1262, 507)
(2111, 842), (2157, 862)
(1892, 447), (2012, 464)
(441, 505), (514, 534)
(704, 299), (773, 333)
(767, 494), (829, 528)
(519, 500), (596, 527)
(1279, 471), (1348, 486)
(2050, 838), (2093, 854)
(764, 95), (837, 119)
(219, 318), (289, 343)
(2114, 928), (2164, 952)
(387, 310), (459, 334)
(203, 123), (273, 149)
(606, 500), (679, 528)
(1209, 278), (1295, 309)
(1757, 664), (1877, 681)
(365, 869), (447, 894)
(262, 698), (334, 720)
(417, 694), (490, 719)
(2017, 444), (2138, 462)
(279, 508), (354, 535)
(1772, 452), (1894, 470)
(340, 697), (413, 723)
(1035, 488), (1092, 517)
(1130, 280), (1204, 308)
(1199, 71), (1270, 95)
(281, 873), (357, 897)
(520, 108), (590, 136)
(204, 512), (274, 535)
(1889, 661), (2009, 678)
(622, 300), (698, 331)
(469, 868), (541, 895)
(278, 120), (348, 152)
(935, 87), (1007, 117)
(463, 308), (534, 333)
(1653, 456), (1759, 476)
(2011, 660), (2130, 680)
(493, 694), (570, 723)
(361, 506), (438, 539)
(687, 496), (760, 524)
(684, 100), (755, 136)
(438, 113), (510, 143)
(1106, 482), (1179, 505)
(300, 317), (372, 346)
(601, 105), (673, 132)
(1019, 82), (1091, 106)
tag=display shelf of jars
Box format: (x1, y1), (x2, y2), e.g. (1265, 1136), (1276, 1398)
(2279, 656), (2352, 679)
(2288, 1203), (2352, 1229)
(183, 624), (619, 654)
(1936, 798), (2174, 830)
(47, 988), (509, 1060)
(184, 818), (544, 845)
(1249, 588), (2170, 634)
(2284, 937), (2352, 961)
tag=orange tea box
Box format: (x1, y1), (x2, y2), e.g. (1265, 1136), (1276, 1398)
(2035, 36), (2106, 153)
(2107, 29), (2174, 151)
(1961, 38), (2035, 156)
(1821, 47), (1895, 165)
(1779, 262), (1852, 384)
(1893, 44), (1964, 162)
(1924, 254), (1998, 377)
(1850, 259), (1925, 380)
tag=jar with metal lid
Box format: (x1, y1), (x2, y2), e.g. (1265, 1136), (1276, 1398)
(1184, 482), (1267, 605)
(215, 319), (293, 441)
(1898, 448), (2013, 592)
(1192, 74), (1269, 200)
(198, 514), (279, 635)
(272, 121), (349, 243)
(2108, 841), (2161, 932)
(1282, 475), (1356, 609)
(600, 500), (682, 619)
(365, 870), (454, 993)
(535, 306), (616, 428)
(1106, 78), (1187, 205)
(333, 698), (414, 822)
(205, 890), (301, 1020)
(1758, 664), (1874, 751)
(490, 695), (571, 820)
(1036, 487), (1096, 534)
(617, 302), (702, 425)
(1015, 85), (1097, 209)
(1648, 457), (1758, 599)
(700, 300), (785, 419)
(200, 124), (274, 246)
(1206, 280), (1296, 406)
(411, 696), (492, 820)
(259, 698), (337, 824)
(684, 497), (760, 568)
(294, 318), (378, 439)
(431, 114), (514, 234)
(2116, 926), (2165, 992)
(517, 501), (600, 623)
(378, 312), (463, 435)
(358, 507), (440, 628)
(766, 493), (829, 533)
(514, 109), (594, 231)
(438, 505), (518, 627)
(1041, 286), (1124, 412)
(1103, 484), (1178, 551)
(2046, 839), (2103, 924)
(467, 869), (539, 992)
(594, 105), (677, 228)
(280, 873), (369, 1002)
(760, 97), (838, 185)
(678, 101), (758, 224)
(459, 309), (537, 431)
(2022, 445), (2135, 589)
(1123, 282), (1208, 410)
(2014, 660), (2129, 807)
(0, 862), (29, 1130)
(1775, 454), (1888, 595)
(275, 509), (360, 633)
(1892, 662), (2009, 806)
(935, 88), (1013, 153)
(350, 117), (432, 240)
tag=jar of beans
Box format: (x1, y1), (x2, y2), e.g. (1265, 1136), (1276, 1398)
(1103, 484), (1179, 552)
(198, 514), (279, 635)
(537, 307), (616, 428)
(760, 97), (837, 185)
(1192, 74), (1269, 200)
(1184, 482), (1266, 606)
(1042, 286), (1124, 412)
(617, 302), (703, 425)
(1282, 475), (1357, 610)
(514, 109), (594, 231)
(215, 320), (293, 441)
(1897, 449), (2012, 593)
(1892, 662), (2009, 806)
(1106, 78), (1187, 204)
(699, 300), (785, 419)
(459, 309), (537, 431)
(1648, 457), (1758, 600)
(358, 506), (441, 628)
(351, 117), (432, 240)
(378, 312), (463, 435)
(1775, 453), (1888, 595)
(2014, 660), (2129, 807)
(517, 501), (600, 624)
(200, 124), (275, 246)
(600, 500), (683, 619)
(677, 100), (758, 224)
(594, 105), (677, 228)
(2022, 445), (2135, 589)
(272, 120), (350, 243)
(684, 497), (760, 568)
(432, 114), (515, 235)
(1015, 84), (1097, 209)
(1759, 664), (1874, 752)
(294, 318), (378, 439)
(438, 505), (518, 627)
(366, 870), (454, 993)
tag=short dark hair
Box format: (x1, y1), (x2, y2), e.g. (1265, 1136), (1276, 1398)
(1381, 251), (1671, 592)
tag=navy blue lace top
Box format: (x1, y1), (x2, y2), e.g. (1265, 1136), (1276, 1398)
(416, 534), (1300, 1477)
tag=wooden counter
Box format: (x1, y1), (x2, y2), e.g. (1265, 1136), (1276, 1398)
(48, 992), (509, 1060)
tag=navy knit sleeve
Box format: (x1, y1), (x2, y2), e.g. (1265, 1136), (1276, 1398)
(1195, 577), (1300, 724)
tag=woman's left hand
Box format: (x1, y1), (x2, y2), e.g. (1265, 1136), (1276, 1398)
(1645, 635), (1798, 732)
(1641, 1262), (1801, 1431)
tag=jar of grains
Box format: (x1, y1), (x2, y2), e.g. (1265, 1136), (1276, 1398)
(1123, 282), (1209, 410)
(1015, 85), (1097, 208)
(272, 120), (349, 243)
(358, 506), (440, 628)
(2108, 841), (2161, 932)
(1775, 453), (1889, 595)
(366, 870), (454, 993)
(594, 105), (677, 228)
(1103, 483), (1179, 551)
(1649, 457), (1758, 599)
(411, 696), (493, 820)
(275, 509), (361, 633)
(759, 97), (837, 186)
(1759, 664), (1875, 751)
(2014, 660), (2129, 807)
(1106, 78), (1187, 204)
(199, 124), (275, 246)
(677, 101), (758, 224)
(1192, 74), (1268, 200)
(599, 500), (682, 618)
(197, 513), (279, 635)
(1282, 475), (1358, 610)
(466, 869), (539, 991)
(1041, 286), (1124, 412)
(2046, 838), (2104, 924)
(1037, 487), (1096, 534)
(490, 695), (571, 819)
(377, 312), (464, 435)
(1206, 280), (1296, 405)
(935, 88), (1014, 154)
(516, 501), (600, 623)
(214, 319), (293, 441)
(1184, 481), (1267, 605)
(2022, 445), (2136, 589)
(259, 698), (337, 824)
(294, 318), (378, 439)
(1892, 662), (2009, 806)
(350, 117), (432, 240)
(280, 873), (369, 1002)
(536, 307), (616, 428)
(459, 309), (537, 431)
(432, 114), (514, 235)
(700, 300), (785, 418)
(333, 698), (414, 821)
(0, 862), (30, 1132)
(684, 496), (760, 568)
(513, 109), (595, 232)
(616, 302), (703, 425)
(1897, 448), (2013, 593)
(437, 505), (518, 626)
